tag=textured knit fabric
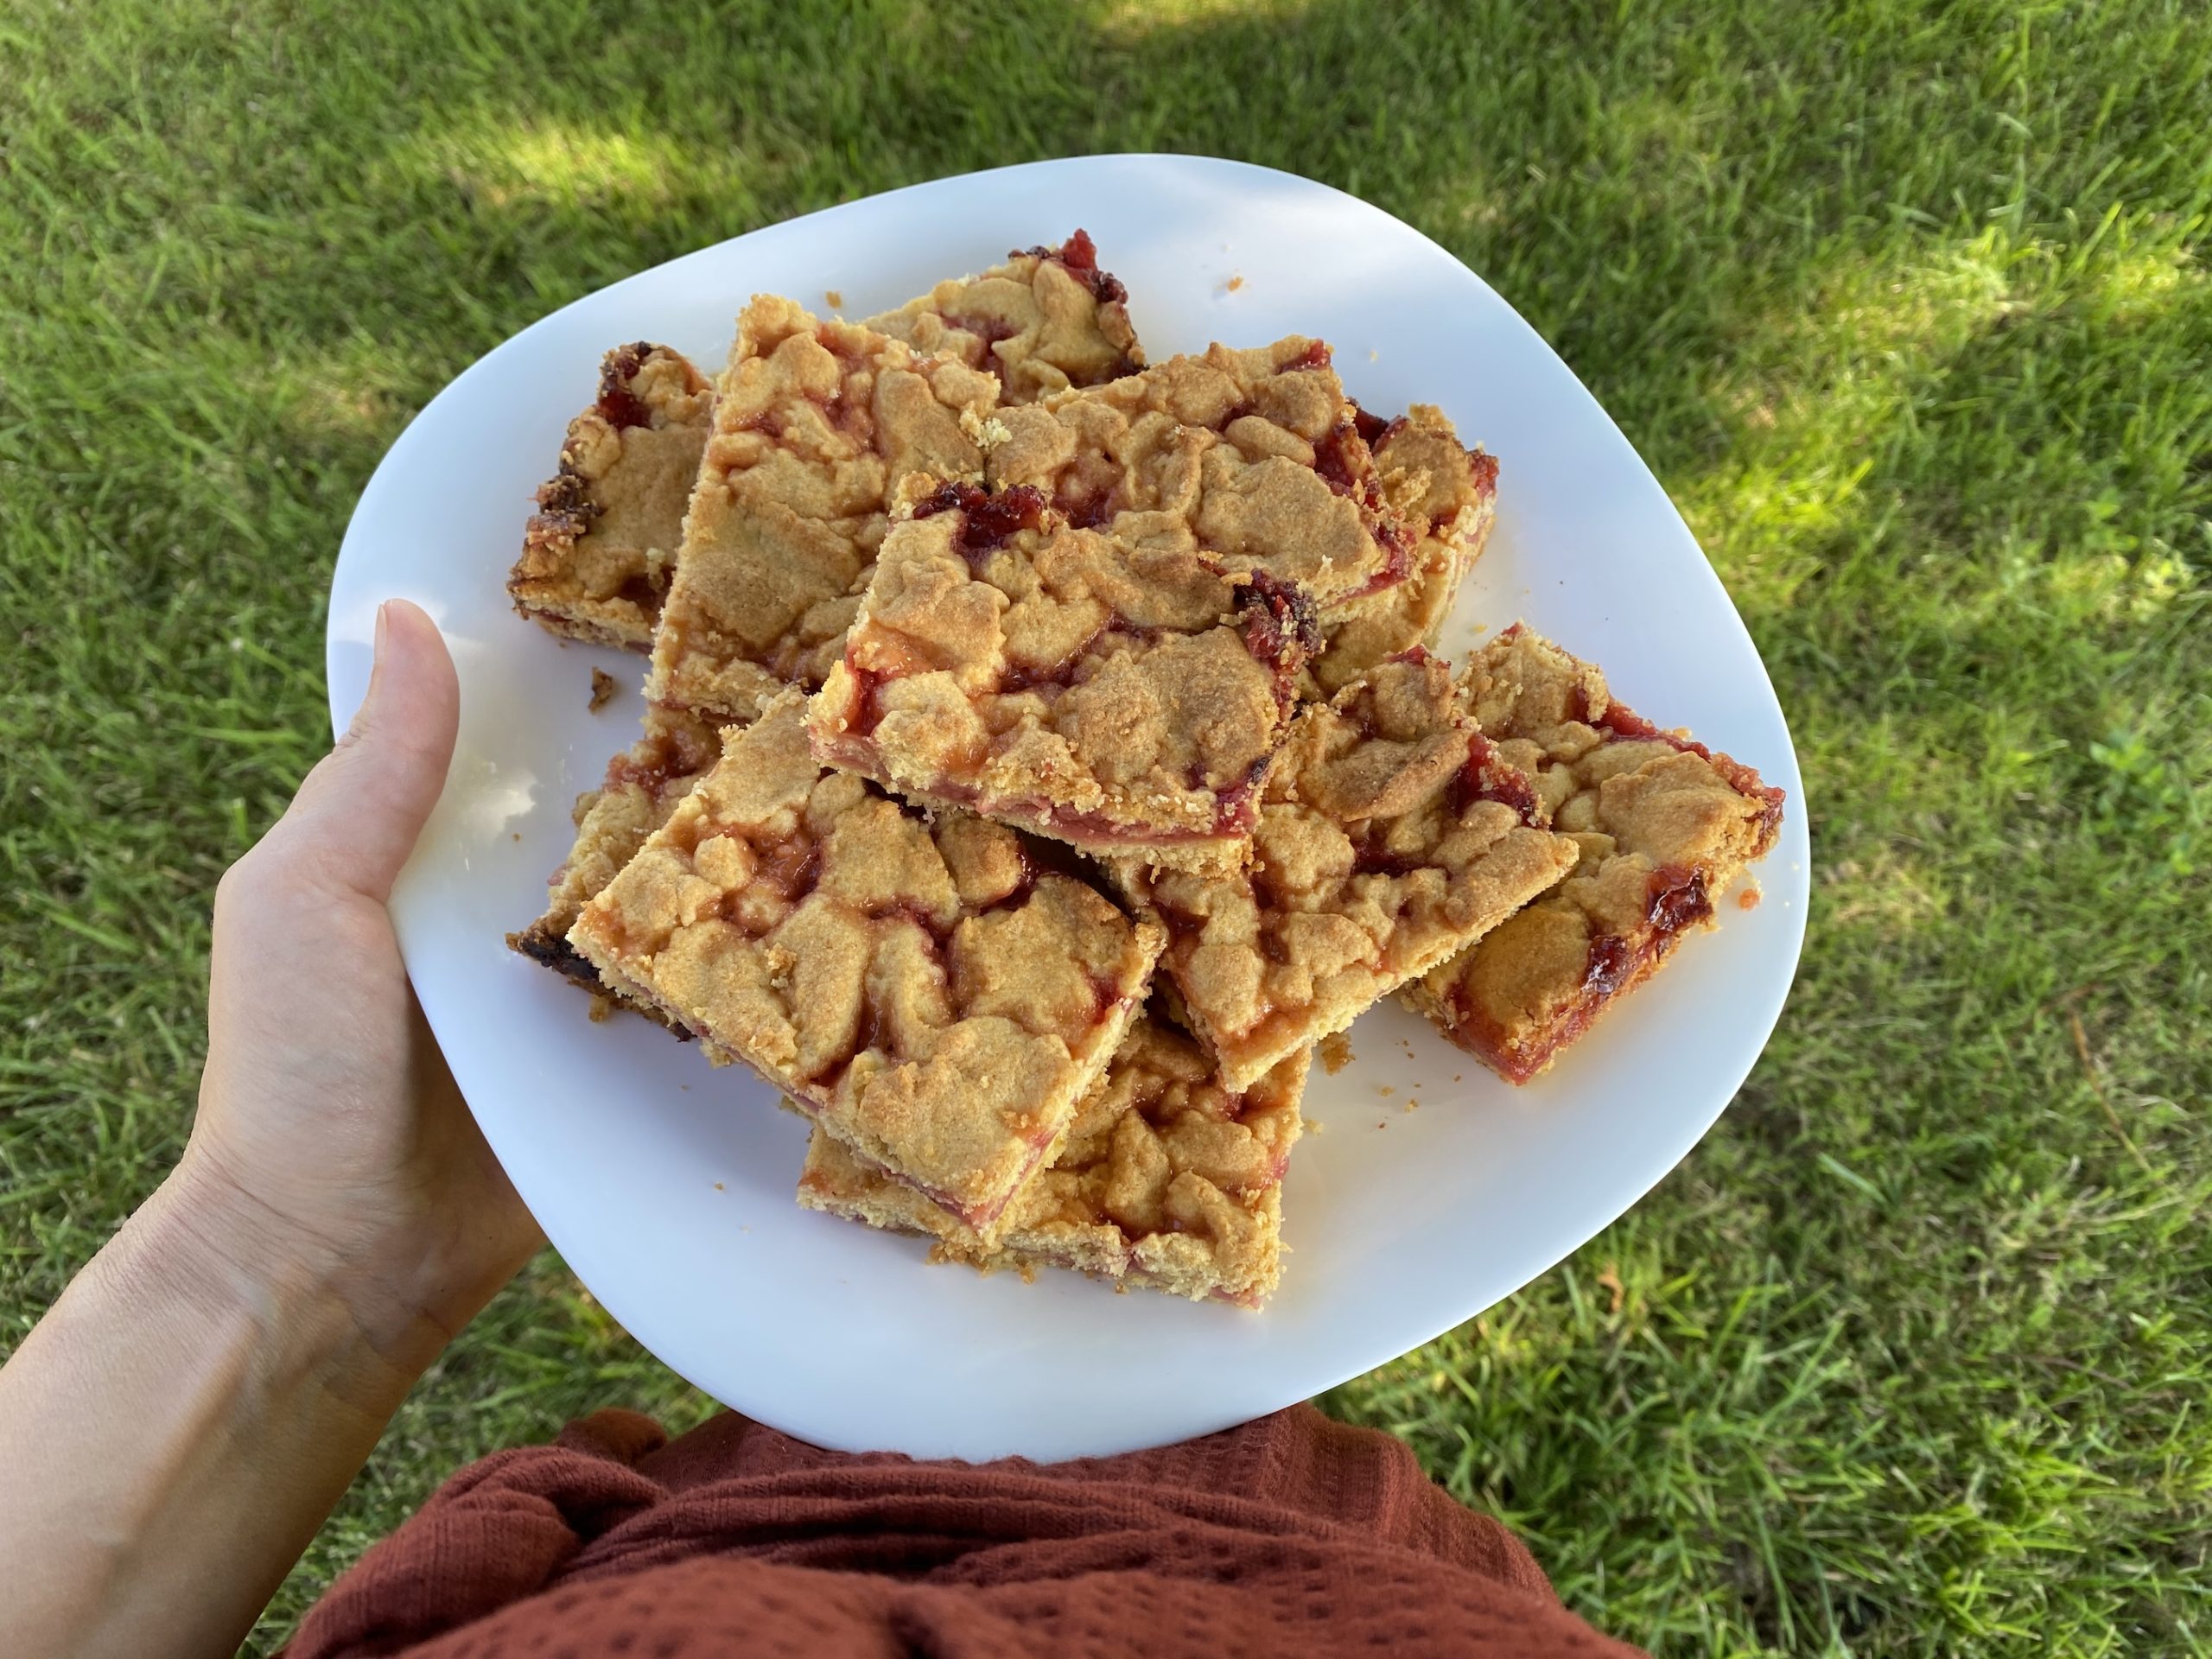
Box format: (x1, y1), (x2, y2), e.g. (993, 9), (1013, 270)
(289, 1404), (1642, 1657)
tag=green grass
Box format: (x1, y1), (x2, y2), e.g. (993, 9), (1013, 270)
(3, 0), (2209, 1651)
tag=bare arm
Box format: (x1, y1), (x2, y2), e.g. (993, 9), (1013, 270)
(0, 601), (542, 1659)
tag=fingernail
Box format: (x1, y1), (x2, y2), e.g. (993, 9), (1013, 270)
(374, 599), (392, 662)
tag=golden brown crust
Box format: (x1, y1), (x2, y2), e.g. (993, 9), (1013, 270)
(1405, 626), (1787, 1083)
(1117, 652), (1580, 1090)
(645, 298), (1002, 723)
(1306, 406), (1498, 697)
(807, 478), (1318, 875)
(568, 693), (1164, 1233)
(506, 703), (725, 1016)
(798, 1007), (1307, 1306)
(865, 231), (1143, 405)
(509, 344), (714, 652)
(981, 337), (1417, 616)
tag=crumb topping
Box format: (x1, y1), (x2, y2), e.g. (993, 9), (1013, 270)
(509, 343), (714, 652)
(1458, 626), (1783, 876)
(798, 1007), (1308, 1305)
(1120, 652), (1580, 1088)
(1410, 626), (1785, 1081)
(982, 336), (1415, 613)
(507, 703), (722, 997)
(569, 693), (1162, 1226)
(1051, 1010), (1302, 1238)
(1308, 405), (1498, 696)
(646, 297), (1001, 722)
(866, 231), (1143, 404)
(808, 479), (1318, 873)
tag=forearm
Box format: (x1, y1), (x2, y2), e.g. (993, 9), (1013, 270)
(0, 1158), (429, 1659)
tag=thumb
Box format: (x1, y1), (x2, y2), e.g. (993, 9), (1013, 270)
(272, 599), (460, 902)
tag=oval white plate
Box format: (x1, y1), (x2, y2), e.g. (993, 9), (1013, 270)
(329, 155), (1808, 1460)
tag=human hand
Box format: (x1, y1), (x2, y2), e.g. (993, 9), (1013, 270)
(180, 599), (542, 1375)
(0, 600), (544, 1659)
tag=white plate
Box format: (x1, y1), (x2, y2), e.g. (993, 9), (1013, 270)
(328, 155), (1808, 1460)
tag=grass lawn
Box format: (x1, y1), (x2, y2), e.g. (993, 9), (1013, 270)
(4, 0), (2209, 1651)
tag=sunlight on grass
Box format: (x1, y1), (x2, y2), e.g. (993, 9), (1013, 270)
(264, 336), (419, 443)
(1095, 0), (1319, 44)
(2044, 543), (2197, 622)
(1807, 243), (2015, 358)
(1683, 222), (2210, 647)
(2079, 240), (2196, 317)
(1819, 849), (1948, 935)
(1672, 238), (2020, 611)
(1699, 237), (2014, 458)
(389, 118), (706, 213)
(1598, 88), (1723, 195)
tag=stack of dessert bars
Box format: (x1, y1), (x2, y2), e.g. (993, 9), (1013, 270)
(505, 233), (1783, 1306)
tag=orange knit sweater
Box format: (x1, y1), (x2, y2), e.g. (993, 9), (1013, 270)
(289, 1404), (1641, 1657)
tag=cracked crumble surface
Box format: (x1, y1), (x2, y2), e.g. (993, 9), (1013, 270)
(808, 476), (1318, 875)
(1306, 405), (1498, 697)
(568, 692), (1164, 1232)
(645, 297), (1000, 723)
(981, 336), (1416, 615)
(1406, 626), (1785, 1083)
(865, 230), (1143, 405)
(506, 703), (725, 1005)
(798, 1003), (1306, 1306)
(1118, 651), (1579, 1090)
(509, 343), (714, 652)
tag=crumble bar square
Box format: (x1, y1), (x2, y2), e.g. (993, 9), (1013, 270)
(508, 343), (715, 652)
(506, 703), (722, 1004)
(806, 478), (1319, 876)
(1404, 626), (1786, 1084)
(798, 1005), (1307, 1307)
(1116, 651), (1580, 1090)
(645, 297), (1001, 723)
(1306, 405), (1499, 697)
(981, 337), (1419, 616)
(865, 230), (1143, 404)
(568, 691), (1165, 1234)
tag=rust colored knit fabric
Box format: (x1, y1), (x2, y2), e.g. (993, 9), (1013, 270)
(289, 1404), (1641, 1658)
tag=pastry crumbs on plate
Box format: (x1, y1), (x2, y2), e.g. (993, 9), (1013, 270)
(588, 666), (618, 712)
(1226, 274), (1244, 292)
(1738, 884), (1763, 910)
(825, 288), (843, 308)
(714, 1181), (725, 1192)
(1377, 1084), (1395, 1098)
(1319, 1031), (1355, 1074)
